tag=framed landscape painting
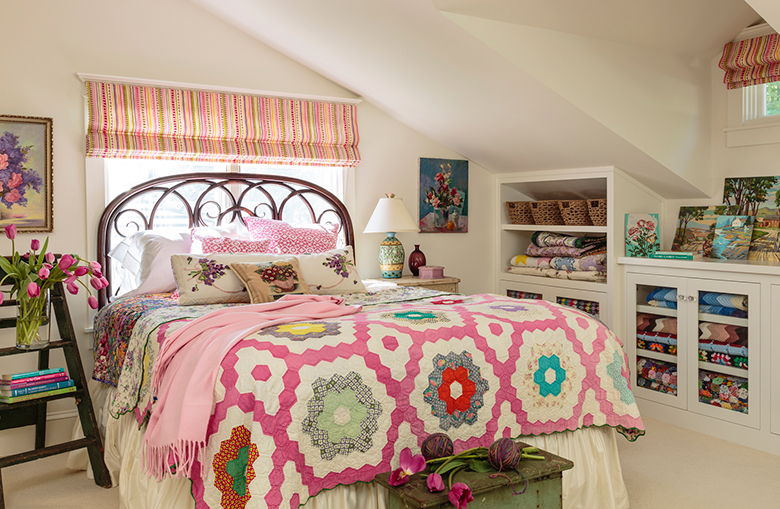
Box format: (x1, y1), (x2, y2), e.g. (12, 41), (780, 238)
(418, 157), (468, 233)
(0, 115), (53, 232)
(723, 176), (780, 262)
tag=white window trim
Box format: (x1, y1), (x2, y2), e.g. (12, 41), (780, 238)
(723, 23), (780, 148)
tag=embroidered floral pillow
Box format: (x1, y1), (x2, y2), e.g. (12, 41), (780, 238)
(295, 247), (367, 295)
(245, 217), (339, 254)
(170, 253), (272, 306)
(201, 237), (272, 254)
(231, 258), (311, 304)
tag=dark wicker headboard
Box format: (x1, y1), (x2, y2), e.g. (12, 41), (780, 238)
(96, 172), (354, 308)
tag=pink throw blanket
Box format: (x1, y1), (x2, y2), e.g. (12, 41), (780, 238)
(143, 294), (362, 481)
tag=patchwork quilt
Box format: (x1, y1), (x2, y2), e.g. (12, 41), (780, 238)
(101, 290), (644, 509)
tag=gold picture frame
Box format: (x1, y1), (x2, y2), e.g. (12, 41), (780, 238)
(0, 114), (53, 232)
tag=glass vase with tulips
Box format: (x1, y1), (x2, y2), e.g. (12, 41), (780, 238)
(0, 224), (107, 349)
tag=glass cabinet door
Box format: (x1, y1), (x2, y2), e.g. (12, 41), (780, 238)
(626, 274), (688, 410)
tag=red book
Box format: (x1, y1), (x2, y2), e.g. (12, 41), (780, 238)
(0, 372), (69, 388)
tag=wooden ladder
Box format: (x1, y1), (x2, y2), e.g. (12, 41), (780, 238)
(0, 281), (111, 507)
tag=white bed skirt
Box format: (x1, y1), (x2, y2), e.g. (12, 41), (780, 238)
(67, 381), (629, 509)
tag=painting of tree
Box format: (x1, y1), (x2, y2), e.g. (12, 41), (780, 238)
(723, 177), (780, 262)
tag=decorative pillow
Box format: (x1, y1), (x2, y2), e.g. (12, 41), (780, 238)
(170, 253), (275, 306)
(190, 224), (247, 253)
(230, 258), (311, 304)
(245, 217), (339, 254)
(295, 246), (367, 295)
(108, 229), (191, 296)
(201, 237), (272, 254)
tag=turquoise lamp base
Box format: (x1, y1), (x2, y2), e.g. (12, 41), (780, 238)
(378, 232), (404, 279)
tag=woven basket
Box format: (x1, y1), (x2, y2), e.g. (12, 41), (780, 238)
(505, 201), (535, 224)
(558, 200), (593, 226)
(587, 199), (607, 226)
(530, 200), (564, 225)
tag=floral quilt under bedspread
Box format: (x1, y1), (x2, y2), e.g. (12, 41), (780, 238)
(103, 290), (644, 509)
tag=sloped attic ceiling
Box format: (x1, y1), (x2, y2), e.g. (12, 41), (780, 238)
(188, 0), (760, 199)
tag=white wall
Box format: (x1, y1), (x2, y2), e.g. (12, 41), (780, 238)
(0, 0), (494, 453)
(444, 13), (714, 198)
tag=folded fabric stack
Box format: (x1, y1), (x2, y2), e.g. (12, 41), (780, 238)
(698, 321), (748, 369)
(637, 358), (678, 395)
(699, 370), (748, 414)
(508, 232), (607, 282)
(645, 288), (748, 318)
(636, 313), (678, 356)
(556, 297), (600, 319)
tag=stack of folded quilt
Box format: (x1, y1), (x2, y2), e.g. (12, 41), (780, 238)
(508, 232), (607, 282)
(636, 313), (677, 356)
(645, 288), (748, 370)
(699, 371), (748, 414)
(645, 288), (748, 318)
(636, 358), (677, 395)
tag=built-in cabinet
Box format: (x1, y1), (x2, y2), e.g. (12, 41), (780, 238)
(621, 257), (780, 455)
(496, 166), (662, 332)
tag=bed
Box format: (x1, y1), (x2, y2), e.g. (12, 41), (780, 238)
(67, 172), (644, 509)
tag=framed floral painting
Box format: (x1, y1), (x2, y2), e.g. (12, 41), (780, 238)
(0, 115), (53, 232)
(418, 157), (468, 233)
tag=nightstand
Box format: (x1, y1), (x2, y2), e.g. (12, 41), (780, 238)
(367, 275), (460, 293)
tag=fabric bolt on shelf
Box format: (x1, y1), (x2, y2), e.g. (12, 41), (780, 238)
(636, 314), (678, 335)
(509, 254), (552, 269)
(531, 231), (607, 249)
(698, 350), (748, 370)
(698, 291), (748, 311)
(549, 253), (607, 272)
(636, 358), (677, 390)
(699, 371), (748, 414)
(698, 340), (748, 357)
(646, 287), (678, 303)
(556, 297), (600, 317)
(698, 304), (748, 319)
(507, 266), (607, 282)
(646, 299), (678, 310)
(637, 340), (676, 356)
(636, 331), (677, 346)
(698, 322), (747, 344)
(526, 243), (605, 258)
(636, 376), (677, 396)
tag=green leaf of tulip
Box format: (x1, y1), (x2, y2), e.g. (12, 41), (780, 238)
(467, 459), (495, 473)
(436, 459), (468, 475)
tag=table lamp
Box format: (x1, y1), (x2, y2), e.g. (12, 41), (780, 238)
(363, 193), (418, 278)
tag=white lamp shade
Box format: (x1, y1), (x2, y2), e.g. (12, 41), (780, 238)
(363, 197), (418, 233)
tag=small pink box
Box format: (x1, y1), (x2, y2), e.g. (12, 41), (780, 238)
(418, 266), (444, 279)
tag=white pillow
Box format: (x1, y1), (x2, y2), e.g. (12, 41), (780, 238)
(189, 224), (247, 253)
(295, 247), (366, 295)
(108, 230), (191, 296)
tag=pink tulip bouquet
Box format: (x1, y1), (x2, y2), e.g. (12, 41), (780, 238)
(0, 224), (108, 349)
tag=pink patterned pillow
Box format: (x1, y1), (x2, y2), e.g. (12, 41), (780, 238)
(201, 237), (272, 254)
(245, 217), (339, 254)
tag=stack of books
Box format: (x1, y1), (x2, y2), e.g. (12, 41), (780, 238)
(0, 367), (76, 404)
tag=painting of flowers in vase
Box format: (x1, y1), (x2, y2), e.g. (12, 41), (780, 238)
(418, 157), (468, 233)
(0, 115), (53, 232)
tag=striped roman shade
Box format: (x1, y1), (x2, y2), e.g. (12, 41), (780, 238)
(85, 81), (360, 167)
(719, 33), (780, 89)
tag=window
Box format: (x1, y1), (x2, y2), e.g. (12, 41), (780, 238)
(743, 83), (780, 124)
(102, 159), (347, 225)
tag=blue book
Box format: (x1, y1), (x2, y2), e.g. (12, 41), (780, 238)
(1, 367), (65, 381)
(0, 379), (74, 397)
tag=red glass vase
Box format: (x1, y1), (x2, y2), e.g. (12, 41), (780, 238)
(408, 245), (426, 276)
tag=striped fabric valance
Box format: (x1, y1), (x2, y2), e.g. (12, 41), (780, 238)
(719, 33), (780, 90)
(85, 81), (360, 167)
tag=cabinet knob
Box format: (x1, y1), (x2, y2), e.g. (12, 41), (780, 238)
(677, 294), (685, 301)
(687, 295), (696, 302)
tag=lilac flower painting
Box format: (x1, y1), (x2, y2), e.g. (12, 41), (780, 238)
(0, 115), (53, 232)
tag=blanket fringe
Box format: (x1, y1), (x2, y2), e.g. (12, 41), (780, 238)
(144, 439), (205, 482)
